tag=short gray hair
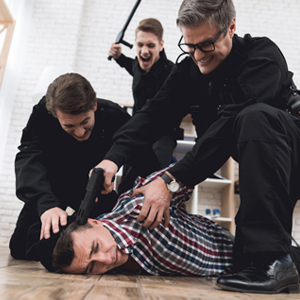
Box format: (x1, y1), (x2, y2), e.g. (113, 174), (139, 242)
(177, 0), (236, 31)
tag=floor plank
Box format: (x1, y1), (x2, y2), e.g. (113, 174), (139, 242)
(0, 246), (298, 300)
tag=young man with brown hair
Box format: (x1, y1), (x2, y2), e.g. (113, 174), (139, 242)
(9, 73), (158, 260)
(108, 18), (181, 194)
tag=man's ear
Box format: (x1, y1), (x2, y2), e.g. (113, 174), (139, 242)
(87, 218), (102, 226)
(94, 101), (97, 112)
(87, 218), (97, 225)
(159, 39), (164, 52)
(229, 18), (236, 38)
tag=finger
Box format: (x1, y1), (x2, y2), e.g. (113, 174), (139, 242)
(100, 183), (114, 194)
(60, 212), (67, 226)
(40, 222), (46, 240)
(149, 209), (164, 230)
(131, 187), (143, 198)
(103, 174), (114, 191)
(43, 220), (52, 239)
(136, 202), (150, 222)
(95, 197), (98, 203)
(163, 208), (171, 228)
(52, 216), (60, 234)
(142, 208), (158, 228)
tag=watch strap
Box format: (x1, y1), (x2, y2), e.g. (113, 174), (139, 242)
(160, 172), (173, 184)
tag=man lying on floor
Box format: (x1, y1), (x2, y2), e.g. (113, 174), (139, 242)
(38, 167), (233, 276)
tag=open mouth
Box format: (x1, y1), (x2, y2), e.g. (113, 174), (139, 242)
(140, 56), (151, 62)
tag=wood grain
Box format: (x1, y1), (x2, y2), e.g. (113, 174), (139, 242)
(0, 246), (298, 299)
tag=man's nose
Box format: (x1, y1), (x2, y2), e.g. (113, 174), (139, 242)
(74, 126), (85, 137)
(96, 252), (113, 265)
(193, 47), (206, 61)
(141, 46), (149, 55)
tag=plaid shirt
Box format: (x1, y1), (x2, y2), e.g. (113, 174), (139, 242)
(97, 168), (233, 276)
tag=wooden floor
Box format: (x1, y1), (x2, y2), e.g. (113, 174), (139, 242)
(0, 246), (299, 300)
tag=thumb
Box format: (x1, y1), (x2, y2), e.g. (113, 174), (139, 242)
(131, 187), (144, 197)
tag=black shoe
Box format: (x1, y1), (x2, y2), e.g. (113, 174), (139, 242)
(216, 259), (300, 294)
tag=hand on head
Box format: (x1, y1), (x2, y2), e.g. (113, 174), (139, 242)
(40, 207), (68, 240)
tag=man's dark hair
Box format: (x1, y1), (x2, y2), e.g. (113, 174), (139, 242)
(135, 18), (164, 42)
(177, 0), (236, 31)
(52, 221), (92, 272)
(46, 73), (96, 118)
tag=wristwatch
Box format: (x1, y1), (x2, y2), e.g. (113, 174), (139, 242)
(161, 172), (180, 193)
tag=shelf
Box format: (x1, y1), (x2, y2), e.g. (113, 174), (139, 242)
(174, 140), (195, 153)
(205, 216), (232, 222)
(199, 178), (231, 189)
(174, 140), (232, 189)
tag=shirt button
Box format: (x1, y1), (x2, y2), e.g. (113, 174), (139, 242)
(208, 82), (212, 86)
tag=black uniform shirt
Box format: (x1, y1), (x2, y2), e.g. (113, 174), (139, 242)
(116, 49), (174, 114)
(105, 34), (294, 186)
(15, 97), (130, 216)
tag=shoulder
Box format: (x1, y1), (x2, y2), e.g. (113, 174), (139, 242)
(159, 50), (174, 71)
(29, 96), (55, 124)
(96, 98), (130, 117)
(234, 34), (286, 64)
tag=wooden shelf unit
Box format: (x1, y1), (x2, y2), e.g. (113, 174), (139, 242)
(0, 0), (15, 88)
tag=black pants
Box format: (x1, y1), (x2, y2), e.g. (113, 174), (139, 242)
(231, 103), (300, 272)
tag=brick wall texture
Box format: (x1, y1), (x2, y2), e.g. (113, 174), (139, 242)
(1, 0), (300, 245)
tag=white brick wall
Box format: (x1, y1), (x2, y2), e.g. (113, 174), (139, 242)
(0, 0), (300, 246)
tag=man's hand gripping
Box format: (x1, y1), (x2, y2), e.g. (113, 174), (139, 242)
(132, 177), (172, 230)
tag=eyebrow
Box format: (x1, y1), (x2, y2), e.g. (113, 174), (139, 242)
(83, 241), (95, 275)
(63, 116), (90, 127)
(137, 42), (155, 46)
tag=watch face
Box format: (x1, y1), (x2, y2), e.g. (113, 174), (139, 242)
(169, 181), (180, 193)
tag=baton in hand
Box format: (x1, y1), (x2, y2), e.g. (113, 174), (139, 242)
(108, 0), (142, 60)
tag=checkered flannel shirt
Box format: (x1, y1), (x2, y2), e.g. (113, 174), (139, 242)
(97, 167), (233, 276)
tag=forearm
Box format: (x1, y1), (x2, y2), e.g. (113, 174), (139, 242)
(168, 113), (235, 187)
(115, 54), (135, 76)
(15, 150), (62, 216)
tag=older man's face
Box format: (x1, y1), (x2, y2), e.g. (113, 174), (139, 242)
(63, 219), (129, 275)
(181, 19), (236, 74)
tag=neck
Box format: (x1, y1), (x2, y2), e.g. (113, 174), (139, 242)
(121, 255), (141, 271)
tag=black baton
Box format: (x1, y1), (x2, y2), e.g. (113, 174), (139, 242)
(108, 0), (142, 60)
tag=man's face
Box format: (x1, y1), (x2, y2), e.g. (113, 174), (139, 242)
(181, 19), (236, 74)
(56, 102), (97, 142)
(135, 30), (164, 72)
(63, 219), (129, 275)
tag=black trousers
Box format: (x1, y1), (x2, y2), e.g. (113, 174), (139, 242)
(231, 103), (300, 272)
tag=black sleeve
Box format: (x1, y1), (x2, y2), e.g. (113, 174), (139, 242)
(169, 50), (289, 186)
(115, 54), (135, 76)
(15, 98), (62, 217)
(104, 65), (190, 168)
(168, 106), (237, 186)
